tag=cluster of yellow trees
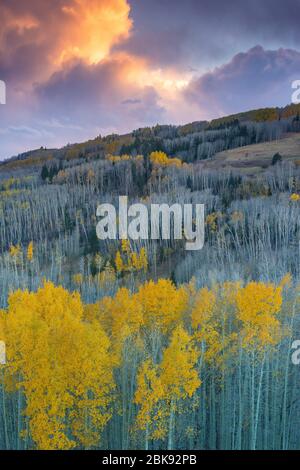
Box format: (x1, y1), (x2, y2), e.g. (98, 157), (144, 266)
(0, 283), (114, 449)
(150, 151), (183, 168)
(105, 150), (185, 168)
(9, 242), (34, 262)
(106, 154), (144, 163)
(0, 275), (298, 450)
(115, 240), (148, 275)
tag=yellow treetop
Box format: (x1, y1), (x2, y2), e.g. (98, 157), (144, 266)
(27, 241), (34, 261)
(9, 244), (21, 258)
(236, 281), (283, 350)
(136, 279), (188, 332)
(150, 151), (182, 168)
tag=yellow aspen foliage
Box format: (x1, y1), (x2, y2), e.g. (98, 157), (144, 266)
(107, 154), (144, 163)
(136, 279), (188, 332)
(116, 242), (148, 275)
(192, 283), (240, 365)
(236, 281), (283, 350)
(192, 287), (218, 356)
(97, 262), (116, 285)
(89, 296), (114, 328)
(0, 275), (294, 449)
(220, 281), (241, 307)
(205, 212), (223, 232)
(94, 253), (104, 270)
(135, 326), (200, 440)
(138, 248), (148, 271)
(130, 248), (148, 272)
(135, 359), (166, 438)
(192, 287), (216, 331)
(191, 287), (221, 363)
(68, 320), (115, 448)
(84, 289), (144, 361)
(121, 239), (131, 254)
(150, 151), (169, 166)
(83, 302), (101, 323)
(9, 244), (21, 258)
(290, 193), (300, 201)
(160, 326), (200, 401)
(0, 282), (114, 449)
(107, 155), (121, 162)
(109, 288), (144, 357)
(150, 151), (182, 168)
(130, 251), (139, 271)
(27, 241), (34, 261)
(115, 250), (125, 274)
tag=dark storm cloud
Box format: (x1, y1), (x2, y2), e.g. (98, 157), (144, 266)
(184, 46), (300, 117)
(120, 0), (300, 69)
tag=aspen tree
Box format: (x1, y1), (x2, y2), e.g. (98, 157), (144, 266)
(236, 281), (283, 449)
(1, 282), (114, 449)
(26, 242), (34, 262)
(135, 326), (200, 449)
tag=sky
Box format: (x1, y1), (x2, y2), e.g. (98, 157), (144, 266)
(0, 0), (300, 159)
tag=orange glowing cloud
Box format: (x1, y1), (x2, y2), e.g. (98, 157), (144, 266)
(57, 0), (133, 64)
(0, 0), (133, 84)
(0, 0), (198, 159)
(1, 0), (192, 102)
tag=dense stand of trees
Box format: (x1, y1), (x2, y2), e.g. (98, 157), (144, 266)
(0, 151), (299, 306)
(0, 277), (299, 449)
(0, 108), (300, 450)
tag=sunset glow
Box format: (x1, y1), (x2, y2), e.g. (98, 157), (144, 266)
(1, 0), (300, 158)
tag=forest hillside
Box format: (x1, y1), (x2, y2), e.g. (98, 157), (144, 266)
(0, 104), (299, 450)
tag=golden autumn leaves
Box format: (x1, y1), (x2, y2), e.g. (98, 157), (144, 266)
(150, 151), (183, 168)
(9, 241), (34, 262)
(135, 326), (200, 443)
(192, 280), (284, 357)
(115, 240), (148, 275)
(0, 275), (294, 449)
(0, 283), (114, 449)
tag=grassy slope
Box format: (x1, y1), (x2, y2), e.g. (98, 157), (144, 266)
(204, 132), (300, 175)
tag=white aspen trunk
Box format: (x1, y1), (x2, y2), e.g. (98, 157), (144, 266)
(282, 302), (296, 449)
(1, 375), (9, 449)
(253, 354), (265, 450)
(168, 399), (175, 450)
